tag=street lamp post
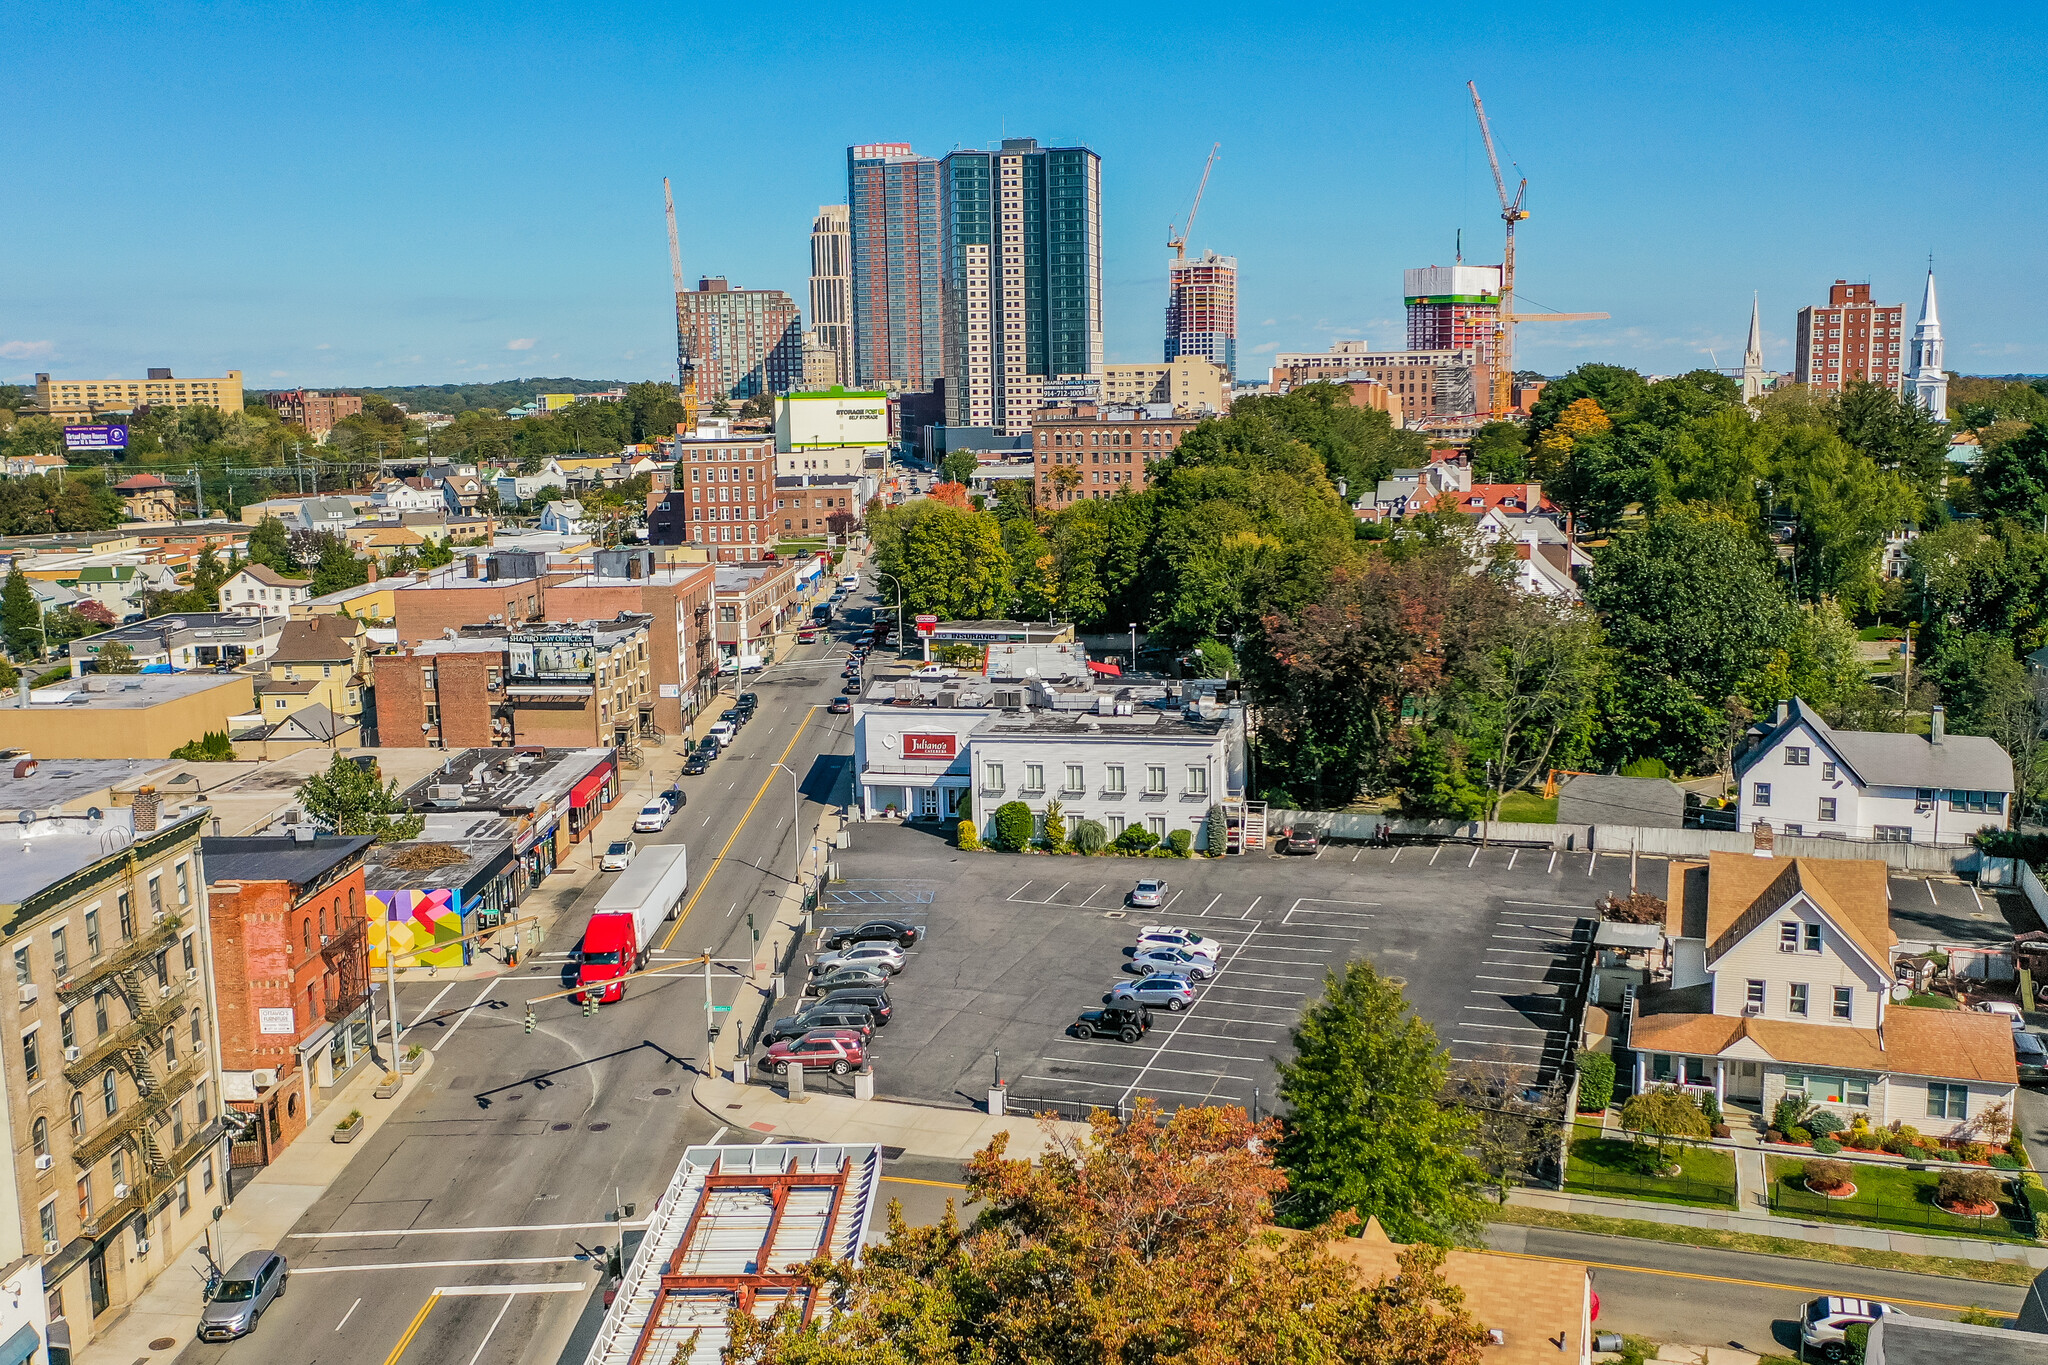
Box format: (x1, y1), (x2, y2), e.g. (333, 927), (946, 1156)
(771, 761), (802, 885)
(874, 570), (905, 657)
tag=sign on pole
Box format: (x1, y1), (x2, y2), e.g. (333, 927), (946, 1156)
(914, 615), (938, 638)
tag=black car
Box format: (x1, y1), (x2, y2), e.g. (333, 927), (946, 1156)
(681, 748), (711, 775)
(660, 786), (686, 808)
(736, 692), (759, 715)
(806, 967), (890, 997)
(760, 1005), (876, 1048)
(721, 707), (745, 729)
(815, 985), (892, 1024)
(840, 680), (861, 696)
(822, 919), (920, 951)
(1070, 1003), (1154, 1043)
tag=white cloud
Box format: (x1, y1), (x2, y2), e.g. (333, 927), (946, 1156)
(269, 370), (290, 377)
(1251, 341), (1280, 354)
(0, 340), (54, 360)
(1260, 318), (1276, 327)
(507, 337), (537, 351)
(315, 342), (331, 351)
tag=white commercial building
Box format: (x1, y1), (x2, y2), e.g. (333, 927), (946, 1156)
(774, 388), (889, 478)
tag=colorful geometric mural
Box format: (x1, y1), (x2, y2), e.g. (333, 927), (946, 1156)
(367, 889), (467, 969)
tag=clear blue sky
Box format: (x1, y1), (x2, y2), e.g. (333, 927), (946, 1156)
(7, 1), (2044, 391)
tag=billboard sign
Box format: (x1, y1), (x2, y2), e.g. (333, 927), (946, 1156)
(1042, 377), (1100, 403)
(901, 733), (957, 760)
(914, 614), (938, 638)
(509, 631), (597, 682)
(64, 425), (128, 451)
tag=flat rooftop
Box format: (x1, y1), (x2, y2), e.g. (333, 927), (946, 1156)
(397, 746), (615, 813)
(6, 672), (252, 710)
(0, 808), (206, 918)
(0, 757), (173, 811)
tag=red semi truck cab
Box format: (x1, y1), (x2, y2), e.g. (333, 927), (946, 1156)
(577, 913), (638, 1002)
(576, 845), (689, 1004)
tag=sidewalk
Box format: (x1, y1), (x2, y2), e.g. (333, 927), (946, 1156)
(76, 1054), (438, 1365)
(692, 1072), (1085, 1162)
(1506, 1185), (2048, 1267)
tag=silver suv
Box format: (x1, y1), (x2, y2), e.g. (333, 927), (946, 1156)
(1801, 1296), (1903, 1359)
(198, 1249), (288, 1341)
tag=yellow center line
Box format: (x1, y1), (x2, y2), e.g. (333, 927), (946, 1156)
(659, 707), (819, 952)
(1483, 1249), (1992, 1313)
(381, 1290), (441, 1365)
(883, 1176), (969, 1190)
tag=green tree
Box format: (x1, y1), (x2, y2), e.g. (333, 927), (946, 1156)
(869, 502), (1013, 620)
(1041, 800), (1067, 853)
(955, 818), (980, 851)
(940, 449), (979, 487)
(309, 533), (370, 595)
(1, 571), (41, 660)
(1113, 823), (1159, 854)
(1574, 1050), (1616, 1112)
(169, 731), (238, 761)
(245, 515), (293, 572)
(1834, 379), (1950, 500)
(1203, 803), (1227, 855)
(990, 800), (1033, 852)
(1975, 422), (2048, 526)
(1452, 599), (1607, 818)
(1070, 818), (1108, 853)
(1445, 1049), (1557, 1206)
(297, 752), (425, 842)
(0, 655), (16, 691)
(1466, 421), (1530, 482)
(1276, 959), (1482, 1243)
(1770, 424), (1916, 610)
(1620, 1086), (1711, 1167)
(93, 642), (140, 674)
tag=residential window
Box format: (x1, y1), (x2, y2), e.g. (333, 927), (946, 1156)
(1832, 986), (1853, 1020)
(102, 1071), (117, 1117)
(164, 1029), (176, 1066)
(1107, 815), (1126, 837)
(178, 1176), (191, 1215)
(1927, 1083), (1967, 1120)
(94, 993), (108, 1035)
(1023, 764), (1043, 793)
(1873, 825), (1913, 843)
(39, 1202), (56, 1250)
(1804, 924), (1822, 953)
(1649, 1054), (1675, 1082)
(76, 1178), (90, 1222)
(190, 1013), (202, 1051)
(1779, 922), (1799, 951)
(85, 909), (101, 957)
(1784, 746), (1810, 765)
(1818, 798), (1837, 822)
(31, 1116), (48, 1161)
(196, 1081), (208, 1124)
(1752, 782), (1771, 807)
(1105, 765), (1125, 794)
(68, 1094), (84, 1140)
(1186, 765), (1207, 795)
(1821, 761), (1837, 781)
(118, 892), (133, 940)
(1064, 764), (1084, 793)
(202, 1155), (215, 1193)
(59, 1010), (74, 1050)
(148, 876), (162, 917)
(183, 935), (195, 972)
(175, 863), (190, 905)
(22, 1030), (39, 1083)
(1745, 980), (1765, 1011)
(982, 762), (1004, 792)
(1146, 766), (1167, 794)
(1148, 816), (1167, 838)
(1789, 983), (1809, 1016)
(11, 946), (28, 985)
(50, 928), (67, 977)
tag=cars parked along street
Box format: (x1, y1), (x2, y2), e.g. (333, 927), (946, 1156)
(197, 1250), (288, 1342)
(600, 839), (636, 871)
(806, 967), (891, 997)
(1126, 946), (1213, 980)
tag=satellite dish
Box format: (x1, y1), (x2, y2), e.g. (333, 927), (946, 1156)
(1890, 983), (1912, 1002)
(85, 806), (103, 821)
(16, 810), (32, 825)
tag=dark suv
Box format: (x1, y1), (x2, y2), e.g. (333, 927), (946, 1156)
(1070, 1003), (1154, 1042)
(814, 985), (892, 1024)
(761, 1005), (875, 1048)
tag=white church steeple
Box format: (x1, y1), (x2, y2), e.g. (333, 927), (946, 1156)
(1741, 293), (1765, 402)
(1908, 268), (1946, 418)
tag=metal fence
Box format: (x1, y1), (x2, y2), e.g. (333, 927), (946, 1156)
(1565, 1159), (1738, 1208)
(1770, 1174), (2036, 1239)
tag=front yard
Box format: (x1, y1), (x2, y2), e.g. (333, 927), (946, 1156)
(1564, 1122), (1738, 1209)
(1765, 1156), (2037, 1243)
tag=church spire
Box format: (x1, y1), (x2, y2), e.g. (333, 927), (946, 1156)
(1740, 293), (1765, 402)
(1908, 268), (1946, 419)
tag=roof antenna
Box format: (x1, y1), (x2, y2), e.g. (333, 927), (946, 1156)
(1455, 228), (1462, 265)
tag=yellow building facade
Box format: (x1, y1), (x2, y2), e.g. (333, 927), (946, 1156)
(1100, 358), (1230, 413)
(33, 371), (244, 422)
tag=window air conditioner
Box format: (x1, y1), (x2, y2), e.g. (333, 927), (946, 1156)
(186, 968), (198, 983)
(42, 1240), (59, 1256)
(1778, 942), (1798, 953)
(113, 1182), (129, 1199)
(17, 984), (36, 1005)
(64, 1046), (80, 1062)
(134, 1239), (149, 1255)
(35, 1154), (53, 1171)
(1743, 1004), (1764, 1017)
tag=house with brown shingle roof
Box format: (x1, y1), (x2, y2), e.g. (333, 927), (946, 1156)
(1627, 852), (2016, 1136)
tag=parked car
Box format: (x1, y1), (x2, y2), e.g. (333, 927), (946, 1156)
(633, 800), (673, 833)
(1069, 1003), (1154, 1043)
(760, 1030), (866, 1076)
(600, 839), (637, 871)
(840, 680), (860, 695)
(814, 985), (892, 1024)
(1128, 879), (1170, 908)
(1110, 974), (1195, 1011)
(681, 747), (711, 775)
(660, 786), (686, 809)
(839, 575), (860, 592)
(1802, 1297), (1905, 1359)
(1979, 1002), (2026, 1031)
(707, 721), (738, 748)
(197, 1250), (289, 1342)
(823, 920), (920, 950)
(760, 1006), (876, 1048)
(812, 942), (906, 976)
(721, 707), (746, 730)
(2015, 1030), (2048, 1085)
(1275, 827), (1320, 855)
(1136, 926), (1221, 959)
(828, 698), (852, 714)
(1126, 946), (1213, 980)
(806, 967), (891, 997)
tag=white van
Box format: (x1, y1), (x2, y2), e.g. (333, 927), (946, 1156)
(838, 574), (859, 592)
(717, 654), (765, 675)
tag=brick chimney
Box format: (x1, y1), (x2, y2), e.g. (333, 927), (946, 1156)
(366, 560), (379, 583)
(134, 785), (160, 833)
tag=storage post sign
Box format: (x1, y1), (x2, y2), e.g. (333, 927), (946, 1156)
(901, 733), (957, 760)
(63, 425), (128, 451)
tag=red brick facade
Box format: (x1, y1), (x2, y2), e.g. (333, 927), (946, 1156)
(1031, 404), (1196, 509)
(545, 567), (716, 736)
(392, 575), (543, 644)
(649, 431), (778, 562)
(1795, 280), (1905, 395)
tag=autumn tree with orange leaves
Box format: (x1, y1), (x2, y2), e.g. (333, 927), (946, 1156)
(726, 1103), (1489, 1365)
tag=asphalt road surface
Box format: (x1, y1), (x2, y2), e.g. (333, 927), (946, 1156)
(176, 595), (871, 1365)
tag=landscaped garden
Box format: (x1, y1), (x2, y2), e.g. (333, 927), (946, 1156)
(1564, 1120), (1738, 1209)
(1765, 1156), (2037, 1243)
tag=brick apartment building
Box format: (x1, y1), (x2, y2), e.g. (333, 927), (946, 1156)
(714, 560), (803, 667)
(391, 551), (547, 643)
(1795, 280), (1905, 395)
(646, 421), (779, 563)
(375, 615), (654, 749)
(202, 834), (376, 1167)
(1273, 348), (1486, 422)
(545, 549), (719, 736)
(1031, 403), (1198, 509)
(262, 389), (364, 437)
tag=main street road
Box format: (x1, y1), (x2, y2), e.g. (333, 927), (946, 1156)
(177, 585), (874, 1365)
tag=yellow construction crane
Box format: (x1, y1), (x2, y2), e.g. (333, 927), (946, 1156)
(1467, 82), (1606, 417)
(665, 176), (698, 431)
(1167, 142), (1220, 260)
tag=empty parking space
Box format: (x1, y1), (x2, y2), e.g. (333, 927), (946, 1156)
(1886, 874), (2027, 946)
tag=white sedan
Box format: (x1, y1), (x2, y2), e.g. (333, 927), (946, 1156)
(1128, 879), (1170, 909)
(1137, 926), (1221, 959)
(600, 839), (637, 871)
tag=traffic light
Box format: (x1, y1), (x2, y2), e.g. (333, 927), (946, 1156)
(582, 992), (598, 1017)
(524, 1007), (536, 1034)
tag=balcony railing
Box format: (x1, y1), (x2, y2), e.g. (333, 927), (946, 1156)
(62, 972), (195, 1086)
(78, 1116), (224, 1240)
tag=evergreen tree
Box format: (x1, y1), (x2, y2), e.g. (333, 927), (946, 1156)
(1276, 959), (1482, 1243)
(1, 571), (41, 660)
(245, 516), (293, 572)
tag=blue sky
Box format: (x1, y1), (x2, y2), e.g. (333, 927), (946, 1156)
(7, 1), (2044, 391)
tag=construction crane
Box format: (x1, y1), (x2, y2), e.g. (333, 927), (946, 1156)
(1467, 82), (1606, 418)
(664, 176), (698, 431)
(1167, 142), (1220, 260)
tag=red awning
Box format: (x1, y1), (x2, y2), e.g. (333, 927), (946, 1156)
(1087, 661), (1122, 677)
(569, 762), (614, 808)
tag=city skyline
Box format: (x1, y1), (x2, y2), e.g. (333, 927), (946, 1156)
(6, 1), (2043, 390)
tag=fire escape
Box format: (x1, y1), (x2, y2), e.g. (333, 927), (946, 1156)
(321, 914), (370, 1022)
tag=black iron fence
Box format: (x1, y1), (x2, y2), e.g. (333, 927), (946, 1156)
(1770, 1174), (2037, 1239)
(1566, 1161), (1738, 1209)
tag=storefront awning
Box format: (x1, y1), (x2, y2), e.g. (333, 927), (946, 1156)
(569, 764), (614, 808)
(1087, 661), (1122, 676)
(1, 1323), (41, 1365)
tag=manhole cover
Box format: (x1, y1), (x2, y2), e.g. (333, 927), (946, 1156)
(587, 1122), (611, 1132)
(726, 1104), (743, 1110)
(150, 1339), (178, 1351)
(551, 1123), (572, 1132)
(652, 1087), (673, 1096)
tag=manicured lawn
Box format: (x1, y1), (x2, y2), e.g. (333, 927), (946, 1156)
(1564, 1123), (1737, 1209)
(1903, 992), (1959, 1010)
(1765, 1156), (2034, 1243)
(1495, 792), (1558, 823)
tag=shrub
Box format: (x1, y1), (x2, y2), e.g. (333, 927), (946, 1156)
(1166, 829), (1193, 857)
(1574, 1050), (1616, 1112)
(1619, 756), (1669, 779)
(1042, 800), (1068, 853)
(1698, 1091), (1722, 1127)
(1806, 1109), (1845, 1138)
(1804, 1158), (1854, 1191)
(956, 793), (971, 821)
(1070, 819), (1108, 854)
(1811, 1136), (1842, 1154)
(1772, 1096), (1816, 1135)
(991, 801), (1034, 852)
(1992, 1153), (2024, 1170)
(956, 818), (981, 851)
(1114, 825), (1160, 855)
(1937, 1168), (2002, 1209)
(1785, 1126), (1811, 1145)
(1202, 804), (1227, 855)
(1881, 1125), (1923, 1155)
(1952, 1140), (1990, 1164)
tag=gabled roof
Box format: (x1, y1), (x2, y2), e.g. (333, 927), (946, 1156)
(1630, 1004), (2015, 1084)
(270, 615), (362, 664)
(1737, 697), (2013, 792)
(231, 563), (311, 589)
(114, 474), (175, 492)
(1697, 852), (1894, 970)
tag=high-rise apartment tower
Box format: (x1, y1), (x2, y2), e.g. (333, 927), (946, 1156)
(1794, 280), (1904, 396)
(940, 138), (1103, 434)
(808, 206), (854, 391)
(846, 144), (944, 392)
(674, 277), (803, 401)
(1404, 265), (1501, 373)
(1165, 250), (1237, 379)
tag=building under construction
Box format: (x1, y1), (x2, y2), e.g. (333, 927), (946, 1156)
(1166, 250), (1237, 379)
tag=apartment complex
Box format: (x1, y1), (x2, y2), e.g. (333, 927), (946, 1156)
(262, 389), (362, 437)
(1031, 403), (1197, 509)
(808, 206), (855, 391)
(1271, 341), (1485, 421)
(545, 550), (720, 736)
(1794, 281), (1905, 396)
(674, 277), (803, 401)
(1404, 264), (1501, 370)
(846, 143), (945, 391)
(645, 422), (777, 563)
(1165, 250), (1237, 379)
(376, 615), (654, 750)
(0, 790), (224, 1356)
(940, 138), (1104, 435)
(1100, 358), (1230, 413)
(31, 370), (244, 423)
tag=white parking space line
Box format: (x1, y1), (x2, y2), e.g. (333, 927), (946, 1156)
(1079, 885), (1107, 908)
(1036, 1054), (1241, 1079)
(1167, 1024), (1291, 1042)
(1468, 846), (1481, 867)
(1547, 849), (1558, 873)
(1021, 1075), (1251, 1102)
(1161, 888), (1185, 909)
(1454, 1039), (1553, 1052)
(1200, 982), (1311, 997)
(1470, 991), (1566, 1008)
(1200, 894), (1222, 915)
(1240, 895), (1263, 919)
(1507, 849), (1518, 870)
(1458, 1021), (1554, 1033)
(1008, 881), (1035, 901)
(1502, 901), (1594, 913)
(1430, 846), (1444, 865)
(1485, 948), (1570, 958)
(1926, 881), (1939, 906)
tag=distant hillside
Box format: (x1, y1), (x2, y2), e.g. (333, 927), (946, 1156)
(246, 378), (636, 414)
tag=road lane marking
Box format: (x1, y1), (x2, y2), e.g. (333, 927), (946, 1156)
(883, 1176), (967, 1190)
(433, 980), (498, 1054)
(302, 1256), (587, 1275)
(1482, 1249), (1997, 1313)
(381, 1291), (440, 1365)
(335, 1297), (362, 1331)
(403, 983), (458, 1036)
(661, 707), (819, 951)
(464, 1292), (517, 1365)
(292, 1220), (639, 1240)
(437, 1282), (592, 1296)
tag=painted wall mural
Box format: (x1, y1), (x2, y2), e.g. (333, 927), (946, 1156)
(367, 888), (468, 969)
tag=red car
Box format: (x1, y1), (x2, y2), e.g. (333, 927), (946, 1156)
(761, 1030), (866, 1076)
